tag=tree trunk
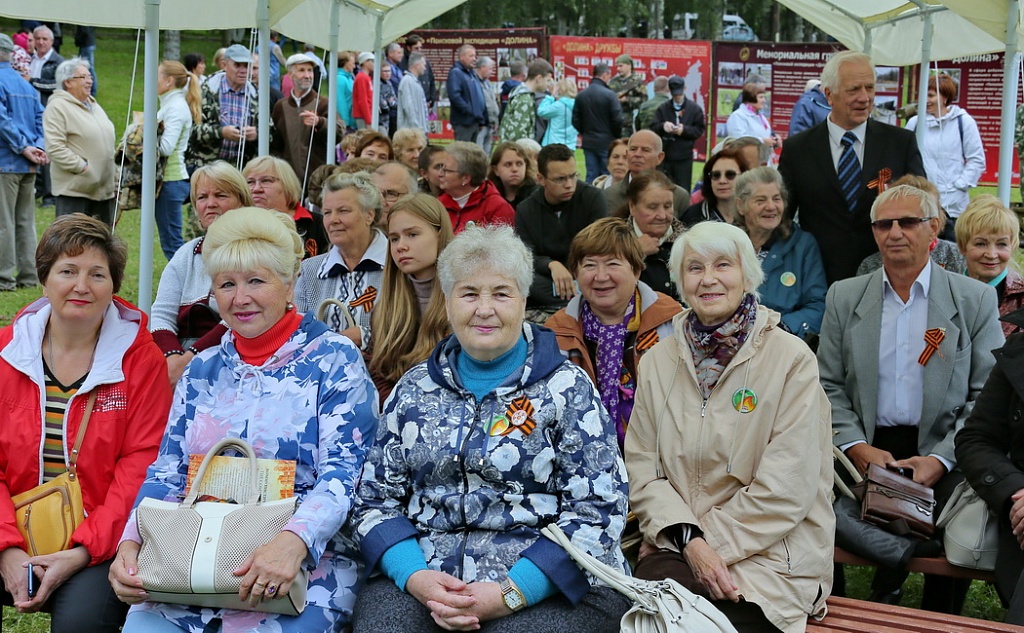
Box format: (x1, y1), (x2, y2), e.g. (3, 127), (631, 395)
(649, 0), (664, 38)
(163, 30), (180, 61)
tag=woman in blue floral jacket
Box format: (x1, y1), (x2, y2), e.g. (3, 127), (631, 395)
(351, 225), (630, 632)
(110, 207), (379, 633)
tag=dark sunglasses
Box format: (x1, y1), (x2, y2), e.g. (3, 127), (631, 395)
(870, 216), (931, 231)
(710, 170), (738, 181)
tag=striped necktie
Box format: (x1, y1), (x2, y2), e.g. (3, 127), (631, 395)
(838, 131), (861, 212)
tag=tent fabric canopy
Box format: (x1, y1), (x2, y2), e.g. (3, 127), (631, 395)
(273, 0), (461, 51)
(775, 0), (1011, 66)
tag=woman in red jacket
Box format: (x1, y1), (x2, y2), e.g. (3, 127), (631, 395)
(0, 214), (172, 632)
(437, 141), (514, 233)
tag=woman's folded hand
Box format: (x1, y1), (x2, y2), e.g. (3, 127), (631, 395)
(682, 538), (740, 603)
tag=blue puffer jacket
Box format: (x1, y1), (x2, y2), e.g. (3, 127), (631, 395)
(352, 323), (628, 604)
(758, 225), (827, 338)
(538, 95), (578, 149)
(0, 63), (44, 173)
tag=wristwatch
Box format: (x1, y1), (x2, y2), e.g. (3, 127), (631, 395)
(499, 577), (527, 612)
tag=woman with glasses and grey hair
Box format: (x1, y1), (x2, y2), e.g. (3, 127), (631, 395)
(437, 141), (515, 233)
(42, 57), (116, 224)
(351, 225), (630, 633)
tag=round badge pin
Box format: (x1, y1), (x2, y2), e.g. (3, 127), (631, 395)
(732, 388), (757, 413)
(511, 410), (528, 427)
(780, 272), (796, 287)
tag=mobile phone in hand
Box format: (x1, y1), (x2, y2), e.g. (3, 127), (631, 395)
(26, 563), (35, 598)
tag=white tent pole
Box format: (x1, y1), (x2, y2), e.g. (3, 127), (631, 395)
(371, 15), (383, 130)
(326, 0), (340, 164)
(138, 0), (160, 313)
(998, 0), (1021, 205)
(863, 27), (873, 55)
(258, 0), (271, 156)
(914, 8), (933, 152)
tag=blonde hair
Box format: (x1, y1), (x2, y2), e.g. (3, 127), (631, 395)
(190, 161), (253, 208)
(955, 194), (1021, 253)
(370, 194), (454, 382)
(556, 77), (577, 98)
(243, 155), (302, 209)
(202, 207), (303, 283)
(160, 60), (201, 124)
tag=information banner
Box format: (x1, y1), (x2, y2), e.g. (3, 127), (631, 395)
(549, 36), (713, 159)
(905, 53), (1024, 186)
(712, 42), (846, 159)
(407, 28), (547, 140)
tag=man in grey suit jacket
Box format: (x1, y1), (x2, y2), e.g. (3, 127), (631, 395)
(818, 183), (1003, 610)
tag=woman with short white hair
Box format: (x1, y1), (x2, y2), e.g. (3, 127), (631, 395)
(627, 221), (834, 632)
(43, 57), (116, 224)
(352, 225), (630, 633)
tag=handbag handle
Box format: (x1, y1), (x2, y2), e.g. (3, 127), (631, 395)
(67, 390), (98, 482)
(833, 445), (861, 500)
(316, 298), (357, 331)
(183, 437), (261, 506)
(540, 524), (647, 604)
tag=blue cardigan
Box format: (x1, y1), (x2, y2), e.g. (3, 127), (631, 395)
(538, 95), (578, 148)
(758, 225), (827, 338)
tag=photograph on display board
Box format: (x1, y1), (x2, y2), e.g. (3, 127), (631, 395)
(718, 62), (744, 86)
(873, 96), (897, 126)
(744, 64), (772, 84)
(875, 67), (900, 93)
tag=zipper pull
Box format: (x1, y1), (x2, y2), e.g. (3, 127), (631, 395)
(701, 399), (707, 418)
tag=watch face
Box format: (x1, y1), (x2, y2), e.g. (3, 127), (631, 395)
(503, 585), (524, 609)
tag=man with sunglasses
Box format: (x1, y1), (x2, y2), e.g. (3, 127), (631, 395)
(818, 183), (1002, 611)
(779, 51), (925, 284)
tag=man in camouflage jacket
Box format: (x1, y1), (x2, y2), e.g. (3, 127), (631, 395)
(497, 58), (554, 145)
(608, 54), (646, 136)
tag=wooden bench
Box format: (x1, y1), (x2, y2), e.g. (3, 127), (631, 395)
(834, 546), (997, 583)
(807, 596), (1020, 632)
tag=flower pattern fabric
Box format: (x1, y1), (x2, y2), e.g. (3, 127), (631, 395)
(122, 313), (378, 633)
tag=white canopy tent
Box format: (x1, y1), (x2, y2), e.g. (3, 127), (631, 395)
(0, 0), (466, 310)
(776, 0), (1023, 204)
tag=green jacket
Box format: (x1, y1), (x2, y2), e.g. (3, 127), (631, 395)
(636, 94), (669, 132)
(608, 73), (646, 134)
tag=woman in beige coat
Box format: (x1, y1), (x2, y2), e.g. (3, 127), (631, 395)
(42, 57), (117, 224)
(625, 221), (834, 633)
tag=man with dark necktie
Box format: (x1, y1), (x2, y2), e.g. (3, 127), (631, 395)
(779, 51), (926, 285)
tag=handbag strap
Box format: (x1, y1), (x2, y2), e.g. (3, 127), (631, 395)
(833, 445), (862, 500)
(540, 524), (642, 600)
(67, 390), (98, 481)
(183, 437), (261, 506)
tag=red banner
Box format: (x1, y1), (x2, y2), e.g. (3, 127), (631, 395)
(904, 53), (1023, 186)
(407, 28), (548, 140)
(549, 36), (713, 159)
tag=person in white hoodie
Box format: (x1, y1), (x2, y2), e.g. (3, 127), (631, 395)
(155, 60), (201, 260)
(906, 73), (985, 238)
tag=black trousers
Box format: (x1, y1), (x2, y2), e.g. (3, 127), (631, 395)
(865, 426), (970, 613)
(659, 159), (693, 194)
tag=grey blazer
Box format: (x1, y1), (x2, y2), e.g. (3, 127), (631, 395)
(817, 264), (1003, 463)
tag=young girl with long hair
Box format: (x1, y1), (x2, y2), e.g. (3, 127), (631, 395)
(369, 194), (454, 401)
(155, 60), (202, 260)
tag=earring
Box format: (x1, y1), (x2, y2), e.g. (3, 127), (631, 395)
(286, 302), (295, 311)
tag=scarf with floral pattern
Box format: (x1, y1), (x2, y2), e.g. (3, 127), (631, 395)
(685, 293), (758, 399)
(581, 290), (639, 448)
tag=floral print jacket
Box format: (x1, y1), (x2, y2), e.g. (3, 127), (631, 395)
(352, 323), (628, 604)
(123, 313), (378, 632)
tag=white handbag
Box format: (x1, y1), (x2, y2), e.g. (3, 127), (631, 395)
(136, 437), (308, 615)
(936, 479), (999, 571)
(541, 524), (738, 633)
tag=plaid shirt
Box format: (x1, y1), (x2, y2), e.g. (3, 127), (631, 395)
(218, 80), (251, 160)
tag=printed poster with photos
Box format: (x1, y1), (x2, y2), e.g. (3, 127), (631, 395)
(712, 42), (846, 158)
(548, 35), (713, 159)
(405, 28), (547, 141)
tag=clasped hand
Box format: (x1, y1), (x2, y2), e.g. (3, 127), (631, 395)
(407, 570), (510, 630)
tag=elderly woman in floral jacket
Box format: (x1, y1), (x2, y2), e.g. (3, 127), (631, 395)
(351, 225), (630, 633)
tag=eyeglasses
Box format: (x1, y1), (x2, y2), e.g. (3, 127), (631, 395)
(870, 216), (932, 231)
(379, 189), (407, 201)
(71, 74), (92, 81)
(710, 170), (738, 181)
(245, 176), (279, 188)
(545, 174), (576, 186)
(439, 167), (460, 175)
